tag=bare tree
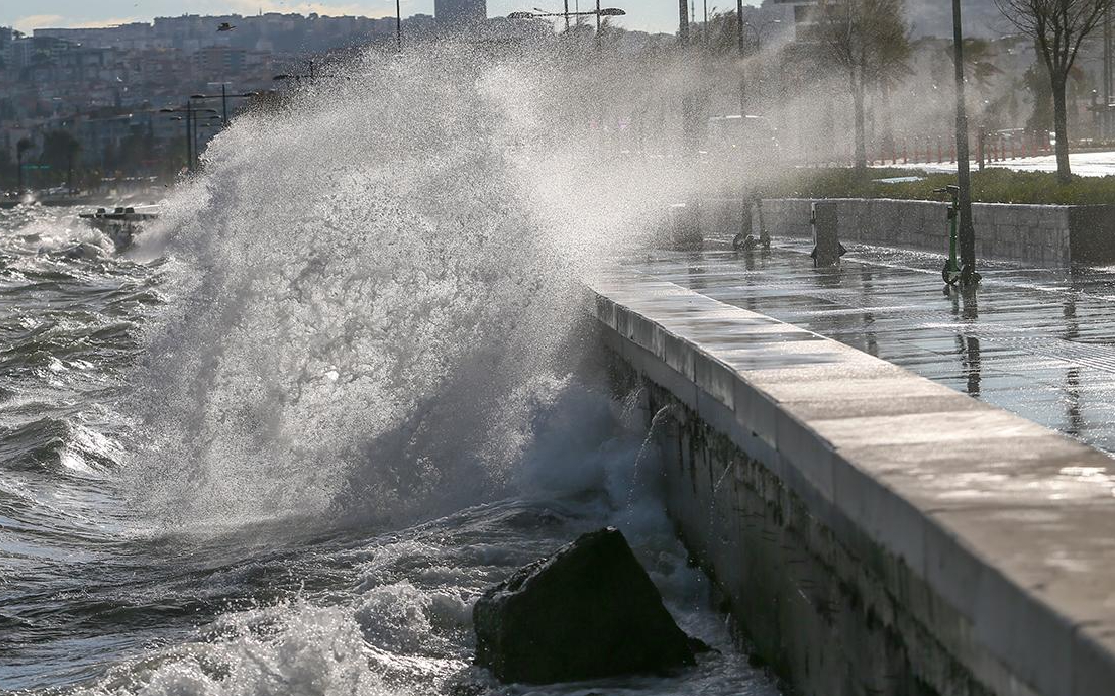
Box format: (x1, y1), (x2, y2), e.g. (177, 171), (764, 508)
(994, 0), (1115, 181)
(815, 0), (910, 169)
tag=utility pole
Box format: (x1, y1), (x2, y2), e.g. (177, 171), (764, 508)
(736, 0), (746, 115)
(678, 0), (693, 152)
(703, 0), (708, 44)
(952, 0), (978, 283)
(186, 101), (193, 171)
(1105, 8), (1112, 139)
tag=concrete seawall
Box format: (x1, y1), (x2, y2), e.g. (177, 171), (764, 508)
(699, 198), (1115, 266)
(592, 271), (1115, 696)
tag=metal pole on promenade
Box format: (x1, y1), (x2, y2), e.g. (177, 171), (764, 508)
(396, 0), (403, 51)
(703, 0), (708, 44)
(952, 0), (978, 283)
(186, 101), (193, 171)
(1105, 8), (1112, 139)
(221, 83), (228, 125)
(678, 0), (689, 43)
(736, 0), (745, 114)
(564, 0), (570, 30)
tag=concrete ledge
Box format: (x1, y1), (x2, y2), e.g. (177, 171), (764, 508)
(592, 271), (1115, 696)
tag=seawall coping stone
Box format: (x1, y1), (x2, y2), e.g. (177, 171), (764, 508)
(591, 270), (1115, 696)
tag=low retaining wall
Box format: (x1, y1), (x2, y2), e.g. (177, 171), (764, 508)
(593, 272), (1115, 696)
(699, 198), (1115, 267)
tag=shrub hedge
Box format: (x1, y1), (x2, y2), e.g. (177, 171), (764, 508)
(767, 167), (1115, 205)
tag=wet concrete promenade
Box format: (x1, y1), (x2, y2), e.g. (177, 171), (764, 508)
(623, 239), (1115, 457)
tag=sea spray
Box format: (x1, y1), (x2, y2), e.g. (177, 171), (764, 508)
(122, 42), (705, 533)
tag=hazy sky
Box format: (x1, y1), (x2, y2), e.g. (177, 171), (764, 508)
(0, 0), (760, 38)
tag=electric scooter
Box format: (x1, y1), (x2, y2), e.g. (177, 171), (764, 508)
(934, 184), (963, 287)
(933, 184), (982, 290)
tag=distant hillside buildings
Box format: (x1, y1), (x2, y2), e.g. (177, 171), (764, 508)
(0, 12), (436, 186)
(435, 0), (488, 29)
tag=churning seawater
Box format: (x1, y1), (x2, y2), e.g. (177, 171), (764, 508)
(1, 45), (779, 696)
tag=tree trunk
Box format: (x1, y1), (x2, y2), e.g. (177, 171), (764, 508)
(880, 83), (895, 157)
(1051, 74), (1072, 182)
(852, 68), (867, 170)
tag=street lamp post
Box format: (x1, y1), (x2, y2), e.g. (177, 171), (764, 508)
(739, 16), (780, 105)
(396, 0), (402, 51)
(736, 0), (745, 115)
(191, 89), (258, 126)
(1105, 8), (1112, 140)
(951, 0), (978, 283)
(15, 142), (27, 193)
(678, 0), (689, 44)
(274, 60), (318, 84)
(507, 7), (624, 22)
(160, 104), (217, 171)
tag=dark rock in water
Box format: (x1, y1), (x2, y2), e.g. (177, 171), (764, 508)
(473, 526), (696, 684)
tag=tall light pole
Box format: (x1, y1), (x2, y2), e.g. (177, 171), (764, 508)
(273, 60), (317, 84)
(678, 0), (689, 43)
(736, 0), (745, 114)
(952, 0), (978, 283)
(1105, 8), (1112, 139)
(508, 7), (623, 23)
(396, 0), (402, 51)
(740, 17), (780, 106)
(191, 89), (257, 126)
(160, 104), (217, 172)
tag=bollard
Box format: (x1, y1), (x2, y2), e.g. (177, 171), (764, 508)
(756, 196), (770, 249)
(810, 201), (845, 268)
(731, 197), (755, 251)
(667, 202), (702, 251)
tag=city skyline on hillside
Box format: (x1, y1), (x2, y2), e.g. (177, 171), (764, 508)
(6, 0), (691, 36)
(1, 0), (1013, 40)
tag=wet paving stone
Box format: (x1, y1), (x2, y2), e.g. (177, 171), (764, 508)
(622, 239), (1115, 457)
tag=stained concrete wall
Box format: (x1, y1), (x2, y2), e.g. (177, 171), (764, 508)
(593, 273), (1115, 696)
(702, 198), (1115, 267)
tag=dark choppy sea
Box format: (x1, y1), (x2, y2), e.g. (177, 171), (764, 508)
(0, 204), (778, 696)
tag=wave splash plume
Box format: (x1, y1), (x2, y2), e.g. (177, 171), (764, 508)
(0, 40), (780, 696)
(129, 43), (699, 530)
